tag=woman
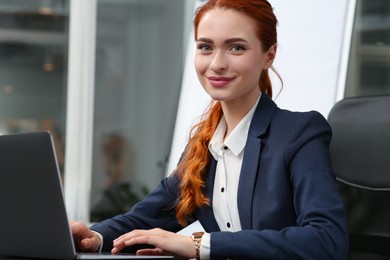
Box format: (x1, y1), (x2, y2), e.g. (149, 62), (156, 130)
(71, 0), (349, 259)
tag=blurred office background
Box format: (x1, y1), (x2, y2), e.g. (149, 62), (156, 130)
(0, 0), (389, 223)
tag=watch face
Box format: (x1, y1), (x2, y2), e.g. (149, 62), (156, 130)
(193, 231), (205, 238)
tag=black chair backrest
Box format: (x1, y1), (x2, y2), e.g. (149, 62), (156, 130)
(328, 95), (390, 258)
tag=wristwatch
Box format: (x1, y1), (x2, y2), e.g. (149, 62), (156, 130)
(191, 231), (204, 260)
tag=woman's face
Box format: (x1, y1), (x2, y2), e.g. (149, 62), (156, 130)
(195, 8), (275, 105)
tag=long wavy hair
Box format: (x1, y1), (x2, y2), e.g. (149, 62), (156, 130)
(175, 0), (279, 226)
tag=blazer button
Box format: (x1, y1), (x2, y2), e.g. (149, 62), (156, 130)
(227, 222), (231, 228)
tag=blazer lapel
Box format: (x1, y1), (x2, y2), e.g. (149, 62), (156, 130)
(237, 94), (278, 229)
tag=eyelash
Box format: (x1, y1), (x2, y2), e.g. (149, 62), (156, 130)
(230, 45), (246, 52)
(196, 44), (246, 53)
(197, 44), (212, 51)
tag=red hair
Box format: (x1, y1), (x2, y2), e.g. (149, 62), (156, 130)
(175, 0), (279, 226)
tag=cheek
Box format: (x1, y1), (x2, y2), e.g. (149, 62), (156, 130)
(194, 58), (201, 74)
(194, 57), (207, 85)
(194, 55), (209, 74)
(235, 55), (264, 77)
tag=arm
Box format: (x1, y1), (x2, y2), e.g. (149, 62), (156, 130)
(90, 174), (184, 252)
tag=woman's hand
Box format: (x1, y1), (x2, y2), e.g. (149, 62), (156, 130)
(70, 221), (101, 252)
(112, 228), (196, 258)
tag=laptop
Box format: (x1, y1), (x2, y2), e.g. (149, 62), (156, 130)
(0, 132), (176, 260)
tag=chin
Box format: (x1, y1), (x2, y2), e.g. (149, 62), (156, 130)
(204, 90), (230, 101)
(210, 96), (230, 102)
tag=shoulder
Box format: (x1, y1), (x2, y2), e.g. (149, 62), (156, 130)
(252, 94), (331, 138)
(278, 109), (330, 133)
(263, 108), (332, 146)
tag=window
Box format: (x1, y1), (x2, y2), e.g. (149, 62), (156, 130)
(345, 0), (390, 97)
(90, 0), (189, 221)
(0, 0), (194, 222)
(0, 0), (69, 178)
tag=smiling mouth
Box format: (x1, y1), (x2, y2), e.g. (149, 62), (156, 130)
(207, 76), (235, 87)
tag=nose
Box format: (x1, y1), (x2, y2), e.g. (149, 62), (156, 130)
(210, 51), (227, 72)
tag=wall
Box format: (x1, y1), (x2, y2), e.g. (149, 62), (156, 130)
(271, 0), (349, 115)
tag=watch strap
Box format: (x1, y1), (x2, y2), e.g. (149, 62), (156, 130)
(191, 231), (204, 260)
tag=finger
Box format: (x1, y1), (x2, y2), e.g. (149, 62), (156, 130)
(81, 238), (92, 249)
(113, 235), (154, 254)
(111, 244), (125, 254)
(80, 235), (100, 252)
(113, 229), (149, 246)
(112, 237), (130, 254)
(70, 221), (81, 236)
(114, 229), (151, 242)
(112, 229), (167, 255)
(136, 248), (165, 256)
(112, 235), (130, 250)
(71, 222), (91, 238)
(113, 231), (135, 244)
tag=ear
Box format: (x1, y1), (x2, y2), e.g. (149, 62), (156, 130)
(264, 44), (277, 69)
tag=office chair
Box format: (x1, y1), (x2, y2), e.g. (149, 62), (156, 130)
(328, 95), (390, 259)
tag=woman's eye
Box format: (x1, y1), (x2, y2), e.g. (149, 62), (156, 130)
(230, 45), (245, 52)
(197, 44), (212, 51)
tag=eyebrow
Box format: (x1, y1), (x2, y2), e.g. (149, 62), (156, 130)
(197, 37), (249, 44)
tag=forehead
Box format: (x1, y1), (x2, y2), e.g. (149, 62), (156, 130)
(197, 8), (259, 41)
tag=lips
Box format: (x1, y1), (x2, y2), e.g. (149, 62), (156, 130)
(207, 76), (235, 87)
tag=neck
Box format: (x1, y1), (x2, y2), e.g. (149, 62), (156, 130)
(221, 92), (260, 139)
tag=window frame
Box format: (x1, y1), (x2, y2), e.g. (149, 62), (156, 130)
(336, 0), (357, 102)
(64, 0), (97, 222)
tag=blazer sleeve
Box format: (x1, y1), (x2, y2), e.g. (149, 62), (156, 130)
(90, 174), (183, 252)
(209, 111), (349, 260)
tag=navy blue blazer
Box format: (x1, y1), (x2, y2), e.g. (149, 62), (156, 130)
(91, 94), (349, 259)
